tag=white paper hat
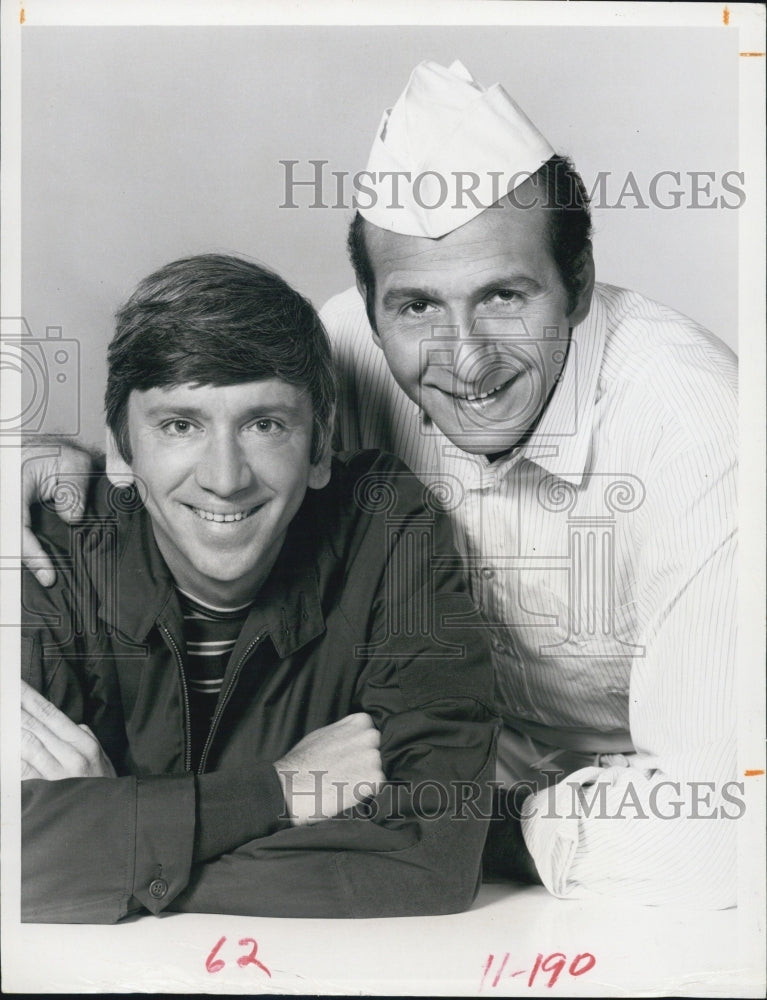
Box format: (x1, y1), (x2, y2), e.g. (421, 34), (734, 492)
(359, 60), (555, 238)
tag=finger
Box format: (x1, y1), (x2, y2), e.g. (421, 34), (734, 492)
(23, 707), (100, 778)
(21, 724), (68, 780)
(22, 526), (56, 587)
(340, 712), (376, 731)
(21, 683), (89, 747)
(53, 479), (86, 524)
(21, 759), (46, 780)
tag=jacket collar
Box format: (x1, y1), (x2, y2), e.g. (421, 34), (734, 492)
(95, 490), (325, 656)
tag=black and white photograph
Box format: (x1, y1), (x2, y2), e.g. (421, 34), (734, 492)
(1, 1), (764, 995)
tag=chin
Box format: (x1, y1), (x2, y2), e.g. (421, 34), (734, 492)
(444, 428), (521, 455)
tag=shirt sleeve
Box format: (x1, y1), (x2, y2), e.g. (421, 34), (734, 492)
(521, 431), (738, 908)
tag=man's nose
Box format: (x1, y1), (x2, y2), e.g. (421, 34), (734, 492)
(194, 432), (253, 497)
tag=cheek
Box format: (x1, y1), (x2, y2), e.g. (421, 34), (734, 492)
(377, 329), (422, 381)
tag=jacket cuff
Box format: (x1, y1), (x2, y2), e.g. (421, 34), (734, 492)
(193, 763), (291, 863)
(131, 773), (196, 914)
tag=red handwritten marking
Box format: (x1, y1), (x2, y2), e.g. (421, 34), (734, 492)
(492, 952), (510, 987)
(480, 954), (494, 991)
(237, 937), (272, 977)
(571, 952), (597, 977)
(205, 936), (226, 974)
(528, 953), (543, 988)
(745, 769), (765, 776)
(482, 951), (596, 989)
(722, 6), (730, 26)
(542, 952), (568, 987)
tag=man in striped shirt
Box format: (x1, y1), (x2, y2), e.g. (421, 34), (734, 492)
(323, 60), (738, 908)
(19, 254), (497, 922)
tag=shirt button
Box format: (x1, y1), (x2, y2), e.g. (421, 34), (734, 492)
(148, 878), (168, 899)
(481, 567), (495, 579)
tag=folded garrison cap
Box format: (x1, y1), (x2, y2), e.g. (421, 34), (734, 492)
(360, 59), (555, 238)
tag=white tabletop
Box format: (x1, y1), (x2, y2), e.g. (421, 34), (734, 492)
(4, 882), (763, 996)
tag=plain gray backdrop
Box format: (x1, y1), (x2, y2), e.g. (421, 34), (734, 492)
(21, 25), (740, 447)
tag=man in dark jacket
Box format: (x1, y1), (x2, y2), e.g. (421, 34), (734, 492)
(21, 253), (496, 923)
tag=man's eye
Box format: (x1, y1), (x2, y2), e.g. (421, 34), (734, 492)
(162, 419), (197, 436)
(403, 300), (434, 316)
(252, 418), (284, 434)
(489, 290), (523, 304)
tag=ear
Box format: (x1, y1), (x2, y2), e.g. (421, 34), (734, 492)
(567, 247), (595, 327)
(356, 276), (382, 347)
(308, 447), (332, 490)
(105, 428), (135, 488)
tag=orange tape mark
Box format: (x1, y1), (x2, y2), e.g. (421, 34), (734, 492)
(722, 6), (729, 25)
(20, 6), (25, 23)
(740, 52), (765, 57)
(744, 769), (765, 777)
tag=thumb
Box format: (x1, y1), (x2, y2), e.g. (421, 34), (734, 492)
(52, 479), (86, 523)
(22, 527), (56, 587)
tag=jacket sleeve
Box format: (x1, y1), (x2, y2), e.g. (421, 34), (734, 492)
(168, 490), (498, 919)
(20, 574), (289, 924)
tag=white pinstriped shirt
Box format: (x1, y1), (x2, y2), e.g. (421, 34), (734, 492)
(321, 282), (738, 908)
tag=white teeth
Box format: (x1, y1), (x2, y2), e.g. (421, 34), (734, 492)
(190, 507), (251, 522)
(464, 383), (505, 402)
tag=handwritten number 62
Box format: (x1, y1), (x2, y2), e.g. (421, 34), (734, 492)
(205, 935), (272, 977)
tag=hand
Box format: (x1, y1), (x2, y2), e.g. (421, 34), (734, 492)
(274, 712), (385, 826)
(22, 442), (93, 586)
(21, 679), (116, 780)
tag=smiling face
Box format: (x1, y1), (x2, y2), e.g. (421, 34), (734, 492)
(364, 185), (594, 455)
(122, 379), (330, 606)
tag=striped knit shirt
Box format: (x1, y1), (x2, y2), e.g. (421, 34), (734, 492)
(177, 588), (252, 771)
(321, 281), (738, 908)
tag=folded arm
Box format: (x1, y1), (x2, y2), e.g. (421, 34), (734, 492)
(521, 439), (738, 908)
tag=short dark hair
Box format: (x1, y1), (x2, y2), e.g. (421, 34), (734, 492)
(105, 254), (336, 465)
(347, 154), (593, 330)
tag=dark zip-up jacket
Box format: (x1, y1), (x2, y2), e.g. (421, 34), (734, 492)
(22, 450), (497, 923)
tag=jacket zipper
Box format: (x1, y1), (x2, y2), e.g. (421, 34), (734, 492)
(197, 632), (264, 774)
(159, 623), (193, 772)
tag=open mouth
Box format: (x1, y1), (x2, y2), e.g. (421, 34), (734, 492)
(186, 504), (261, 523)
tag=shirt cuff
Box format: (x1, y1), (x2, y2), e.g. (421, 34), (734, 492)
(520, 765), (603, 898)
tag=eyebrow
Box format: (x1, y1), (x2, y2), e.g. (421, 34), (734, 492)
(381, 276), (543, 309)
(142, 401), (306, 421)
